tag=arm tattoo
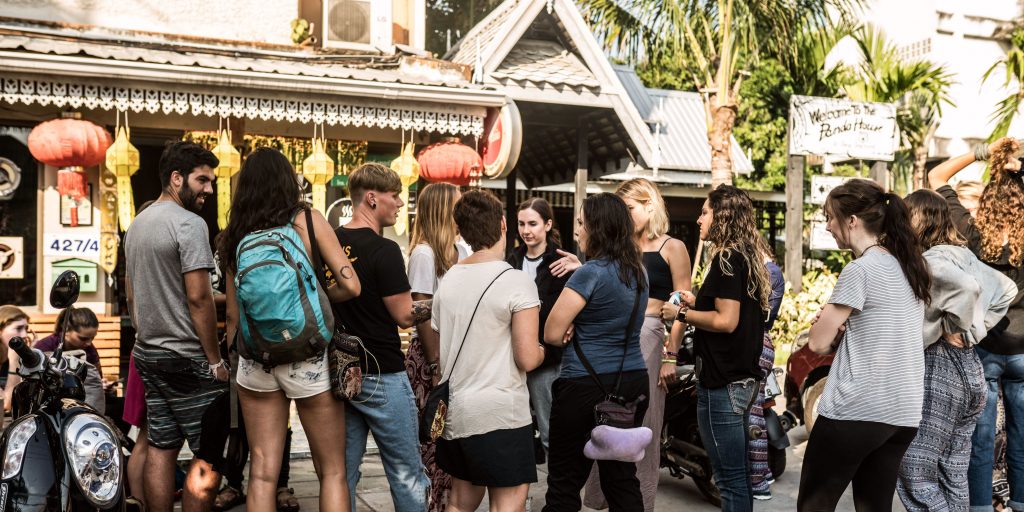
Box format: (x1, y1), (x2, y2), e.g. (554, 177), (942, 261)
(412, 299), (433, 324)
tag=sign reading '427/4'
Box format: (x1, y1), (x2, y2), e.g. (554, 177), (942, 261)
(43, 234), (100, 258)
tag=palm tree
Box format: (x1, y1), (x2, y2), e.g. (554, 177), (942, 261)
(578, 0), (856, 187)
(982, 29), (1024, 141)
(839, 26), (954, 191)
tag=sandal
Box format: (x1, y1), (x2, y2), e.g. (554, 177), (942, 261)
(214, 486), (245, 511)
(276, 487), (300, 512)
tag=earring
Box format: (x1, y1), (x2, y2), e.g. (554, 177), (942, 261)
(370, 202), (377, 209)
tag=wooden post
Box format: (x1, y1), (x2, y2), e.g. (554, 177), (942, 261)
(574, 121), (588, 259)
(505, 169), (518, 258)
(785, 155), (805, 293)
(870, 161), (889, 191)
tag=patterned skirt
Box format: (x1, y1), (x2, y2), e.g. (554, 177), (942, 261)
(404, 334), (451, 512)
(749, 331), (776, 494)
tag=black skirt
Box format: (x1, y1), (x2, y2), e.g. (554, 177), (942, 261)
(436, 424), (538, 487)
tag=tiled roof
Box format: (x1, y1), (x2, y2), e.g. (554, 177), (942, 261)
(491, 39), (599, 89)
(0, 26), (477, 89)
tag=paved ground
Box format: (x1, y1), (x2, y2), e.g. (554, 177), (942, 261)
(201, 422), (906, 511)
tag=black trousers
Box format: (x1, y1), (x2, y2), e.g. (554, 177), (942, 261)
(798, 416), (918, 511)
(542, 370), (649, 512)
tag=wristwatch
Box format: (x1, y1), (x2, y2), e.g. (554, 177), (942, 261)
(676, 305), (689, 323)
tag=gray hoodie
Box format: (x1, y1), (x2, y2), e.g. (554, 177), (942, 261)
(922, 244), (1017, 348)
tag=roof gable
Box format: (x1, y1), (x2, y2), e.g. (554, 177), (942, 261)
(447, 0), (656, 168)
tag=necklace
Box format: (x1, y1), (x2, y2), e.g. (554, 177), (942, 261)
(859, 243), (884, 257)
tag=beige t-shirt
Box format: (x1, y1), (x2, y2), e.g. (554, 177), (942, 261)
(432, 261), (540, 439)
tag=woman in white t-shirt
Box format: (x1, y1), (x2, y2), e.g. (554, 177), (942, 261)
(799, 179), (931, 510)
(432, 190), (544, 512)
(403, 182), (467, 512)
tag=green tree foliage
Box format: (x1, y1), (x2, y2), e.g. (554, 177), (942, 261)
(733, 59), (792, 191)
(425, 0), (504, 56)
(983, 28), (1024, 141)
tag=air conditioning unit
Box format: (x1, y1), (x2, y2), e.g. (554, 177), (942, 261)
(322, 0), (392, 51)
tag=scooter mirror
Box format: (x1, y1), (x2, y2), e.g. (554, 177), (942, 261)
(50, 270), (81, 309)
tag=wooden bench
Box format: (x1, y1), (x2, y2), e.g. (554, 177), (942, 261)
(27, 314), (121, 388)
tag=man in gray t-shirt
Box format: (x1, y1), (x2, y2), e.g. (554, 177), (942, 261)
(124, 141), (227, 512)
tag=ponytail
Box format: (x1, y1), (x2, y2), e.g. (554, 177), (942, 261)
(825, 180), (931, 304)
(879, 193), (931, 304)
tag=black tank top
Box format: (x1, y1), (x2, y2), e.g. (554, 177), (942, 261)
(643, 238), (673, 301)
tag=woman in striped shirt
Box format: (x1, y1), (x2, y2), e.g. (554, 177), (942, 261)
(798, 179), (931, 511)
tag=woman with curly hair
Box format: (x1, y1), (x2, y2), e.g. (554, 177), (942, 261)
(798, 179), (931, 511)
(929, 138), (1024, 511)
(404, 182), (466, 512)
(669, 185), (770, 511)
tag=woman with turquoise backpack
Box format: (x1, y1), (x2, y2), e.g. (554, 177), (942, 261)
(219, 147), (361, 512)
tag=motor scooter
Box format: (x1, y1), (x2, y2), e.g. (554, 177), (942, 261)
(0, 270), (126, 511)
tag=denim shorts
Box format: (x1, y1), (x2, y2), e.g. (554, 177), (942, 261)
(236, 350), (330, 399)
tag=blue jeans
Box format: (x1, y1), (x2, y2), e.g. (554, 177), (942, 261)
(527, 364), (559, 450)
(697, 379), (758, 512)
(345, 372), (429, 512)
(969, 347), (1024, 511)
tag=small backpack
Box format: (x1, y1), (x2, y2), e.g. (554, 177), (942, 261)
(235, 216), (333, 366)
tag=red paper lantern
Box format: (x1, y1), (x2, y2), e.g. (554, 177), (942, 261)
(417, 140), (483, 186)
(28, 117), (112, 168)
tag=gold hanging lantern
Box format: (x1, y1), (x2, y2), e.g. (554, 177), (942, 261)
(211, 126), (241, 229)
(105, 120), (140, 231)
(302, 126), (334, 214)
(391, 140), (420, 236)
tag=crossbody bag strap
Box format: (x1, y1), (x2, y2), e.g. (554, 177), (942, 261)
(305, 207), (328, 291)
(443, 267), (513, 381)
(571, 282), (643, 397)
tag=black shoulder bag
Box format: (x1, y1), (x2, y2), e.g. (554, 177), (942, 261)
(306, 208), (365, 401)
(420, 267), (512, 443)
(572, 286), (645, 429)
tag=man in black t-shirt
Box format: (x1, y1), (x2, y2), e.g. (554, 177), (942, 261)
(334, 163), (429, 512)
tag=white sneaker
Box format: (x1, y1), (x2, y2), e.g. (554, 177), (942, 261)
(754, 492), (773, 501)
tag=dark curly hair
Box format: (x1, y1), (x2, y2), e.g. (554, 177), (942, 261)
(581, 193), (647, 290)
(454, 189), (504, 251)
(159, 141), (219, 189)
(977, 138), (1024, 266)
(218, 147), (305, 274)
(705, 185), (771, 312)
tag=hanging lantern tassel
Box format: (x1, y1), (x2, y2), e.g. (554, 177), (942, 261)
(212, 128), (241, 229)
(105, 124), (141, 230)
(302, 132), (334, 214)
(391, 141), (420, 236)
(57, 167), (88, 226)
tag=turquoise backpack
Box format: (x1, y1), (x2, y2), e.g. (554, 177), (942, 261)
(235, 218), (333, 366)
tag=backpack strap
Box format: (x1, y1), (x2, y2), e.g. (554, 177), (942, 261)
(443, 267), (512, 382)
(571, 284), (642, 399)
(305, 207), (349, 333)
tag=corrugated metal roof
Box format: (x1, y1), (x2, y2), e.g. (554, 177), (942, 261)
(0, 31), (478, 89)
(492, 39), (600, 89)
(614, 65), (754, 173)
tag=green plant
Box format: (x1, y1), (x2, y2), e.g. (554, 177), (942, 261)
(770, 269), (837, 366)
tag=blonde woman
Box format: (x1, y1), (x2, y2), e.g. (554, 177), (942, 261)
(404, 182), (466, 512)
(581, 178), (690, 511)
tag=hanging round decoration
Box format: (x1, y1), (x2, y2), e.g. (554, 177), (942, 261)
(417, 139), (483, 186)
(480, 101), (522, 179)
(0, 158), (22, 201)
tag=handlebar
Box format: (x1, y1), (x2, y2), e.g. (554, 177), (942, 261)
(9, 337), (40, 369)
